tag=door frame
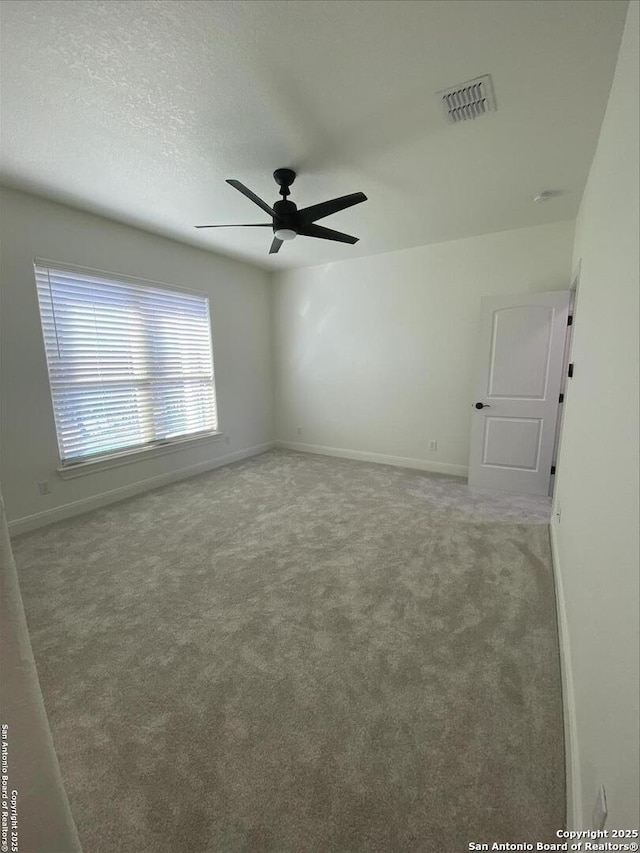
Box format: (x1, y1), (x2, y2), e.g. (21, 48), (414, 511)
(549, 269), (580, 496)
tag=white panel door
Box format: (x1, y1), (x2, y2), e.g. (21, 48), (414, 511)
(468, 290), (571, 495)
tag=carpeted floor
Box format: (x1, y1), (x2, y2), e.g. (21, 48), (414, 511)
(12, 450), (564, 853)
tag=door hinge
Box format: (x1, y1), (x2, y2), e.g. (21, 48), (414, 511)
(567, 314), (573, 326)
(568, 363), (574, 378)
(551, 465), (556, 475)
(559, 393), (564, 403)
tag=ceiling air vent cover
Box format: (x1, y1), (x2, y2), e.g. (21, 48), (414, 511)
(437, 74), (496, 123)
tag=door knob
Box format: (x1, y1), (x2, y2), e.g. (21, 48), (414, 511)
(474, 402), (491, 409)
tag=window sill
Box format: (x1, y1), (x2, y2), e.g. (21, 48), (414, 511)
(57, 431), (225, 479)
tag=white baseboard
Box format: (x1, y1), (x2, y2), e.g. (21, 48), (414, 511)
(8, 442), (275, 536)
(275, 440), (468, 478)
(549, 519), (583, 830)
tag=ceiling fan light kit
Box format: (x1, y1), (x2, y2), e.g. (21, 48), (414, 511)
(196, 169), (367, 255)
(274, 228), (297, 241)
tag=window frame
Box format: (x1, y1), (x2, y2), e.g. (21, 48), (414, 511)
(34, 258), (223, 477)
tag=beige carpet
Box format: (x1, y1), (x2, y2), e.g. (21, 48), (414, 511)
(12, 450), (564, 852)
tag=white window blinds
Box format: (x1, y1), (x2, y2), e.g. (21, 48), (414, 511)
(35, 262), (218, 465)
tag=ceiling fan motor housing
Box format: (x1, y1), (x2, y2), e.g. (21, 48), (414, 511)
(273, 199), (297, 230)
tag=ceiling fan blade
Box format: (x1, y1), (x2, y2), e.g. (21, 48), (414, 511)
(269, 237), (284, 254)
(297, 223), (359, 244)
(194, 224), (272, 229)
(297, 192), (367, 225)
(226, 180), (277, 217)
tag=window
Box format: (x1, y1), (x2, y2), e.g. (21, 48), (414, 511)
(35, 261), (218, 467)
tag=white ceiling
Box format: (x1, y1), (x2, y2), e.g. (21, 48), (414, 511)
(0, 0), (628, 270)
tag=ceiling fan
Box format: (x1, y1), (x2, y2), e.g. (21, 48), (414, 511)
(195, 169), (367, 254)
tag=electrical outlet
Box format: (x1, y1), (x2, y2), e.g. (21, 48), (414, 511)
(38, 480), (50, 495)
(428, 440), (438, 451)
(592, 785), (607, 831)
(297, 426), (302, 435)
(224, 435), (231, 445)
(555, 504), (562, 524)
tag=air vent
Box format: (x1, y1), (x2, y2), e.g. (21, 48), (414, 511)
(437, 74), (496, 124)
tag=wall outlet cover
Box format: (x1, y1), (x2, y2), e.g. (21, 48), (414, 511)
(428, 440), (438, 451)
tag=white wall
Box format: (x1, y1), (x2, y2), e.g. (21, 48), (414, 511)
(272, 220), (574, 474)
(0, 188), (274, 529)
(552, 0), (639, 830)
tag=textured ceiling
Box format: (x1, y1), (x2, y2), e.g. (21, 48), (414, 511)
(0, 0), (628, 270)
